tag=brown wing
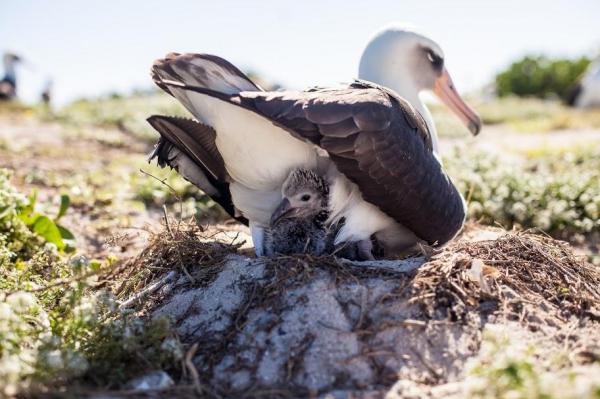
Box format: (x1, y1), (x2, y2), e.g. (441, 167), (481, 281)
(236, 81), (464, 245)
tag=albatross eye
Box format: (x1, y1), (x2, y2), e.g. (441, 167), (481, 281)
(301, 194), (311, 202)
(426, 50), (444, 70)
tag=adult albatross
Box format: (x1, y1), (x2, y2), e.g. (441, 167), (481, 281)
(0, 53), (21, 100)
(567, 57), (600, 108)
(148, 27), (481, 257)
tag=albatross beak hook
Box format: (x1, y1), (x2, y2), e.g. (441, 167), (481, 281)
(434, 68), (482, 136)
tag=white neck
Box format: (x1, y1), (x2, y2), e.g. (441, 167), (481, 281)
(358, 66), (439, 154)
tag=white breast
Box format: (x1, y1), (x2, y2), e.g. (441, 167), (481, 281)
(182, 90), (318, 191)
(327, 173), (393, 242)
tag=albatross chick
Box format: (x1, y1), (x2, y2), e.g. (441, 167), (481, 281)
(264, 169), (334, 256)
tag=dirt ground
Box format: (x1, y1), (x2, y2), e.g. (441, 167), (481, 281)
(0, 114), (162, 259)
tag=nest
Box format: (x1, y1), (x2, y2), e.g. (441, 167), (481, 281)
(106, 219), (241, 302)
(411, 232), (600, 322)
(96, 227), (600, 399)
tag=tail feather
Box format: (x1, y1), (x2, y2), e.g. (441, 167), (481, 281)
(147, 115), (248, 226)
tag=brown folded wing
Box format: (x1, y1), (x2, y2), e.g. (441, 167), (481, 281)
(235, 81), (464, 245)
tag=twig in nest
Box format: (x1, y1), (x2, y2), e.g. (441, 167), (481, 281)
(140, 168), (184, 220)
(163, 205), (174, 238)
(184, 343), (221, 398)
(119, 270), (177, 309)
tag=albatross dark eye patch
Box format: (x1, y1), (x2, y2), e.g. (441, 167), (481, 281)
(424, 48), (444, 70)
(301, 194), (311, 202)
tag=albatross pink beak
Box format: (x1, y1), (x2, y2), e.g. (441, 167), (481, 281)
(434, 68), (482, 136)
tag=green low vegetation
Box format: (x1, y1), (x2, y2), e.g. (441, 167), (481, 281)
(445, 146), (600, 239)
(0, 169), (181, 396)
(466, 326), (600, 399)
(51, 91), (187, 143)
(477, 96), (600, 132)
(431, 96), (600, 134)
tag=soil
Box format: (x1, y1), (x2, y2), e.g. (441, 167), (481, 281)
(0, 114), (162, 259)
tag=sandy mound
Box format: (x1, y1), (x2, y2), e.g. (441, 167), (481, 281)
(109, 223), (600, 398)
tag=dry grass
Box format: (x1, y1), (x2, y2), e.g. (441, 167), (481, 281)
(104, 219), (241, 305)
(411, 232), (600, 322)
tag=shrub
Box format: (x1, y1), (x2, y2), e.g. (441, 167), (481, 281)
(0, 169), (182, 395)
(0, 170), (44, 267)
(445, 148), (600, 240)
(495, 56), (590, 100)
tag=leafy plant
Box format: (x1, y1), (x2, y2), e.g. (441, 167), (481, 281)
(18, 191), (75, 251)
(0, 170), (182, 395)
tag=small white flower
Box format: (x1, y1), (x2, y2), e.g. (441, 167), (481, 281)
(510, 202), (528, 222)
(0, 302), (13, 320)
(6, 292), (36, 313)
(44, 350), (64, 369)
(584, 202), (598, 219)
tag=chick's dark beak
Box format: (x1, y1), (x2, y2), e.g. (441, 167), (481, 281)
(270, 198), (293, 225)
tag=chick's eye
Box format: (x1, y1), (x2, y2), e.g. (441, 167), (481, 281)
(301, 194), (311, 202)
(427, 52), (435, 63)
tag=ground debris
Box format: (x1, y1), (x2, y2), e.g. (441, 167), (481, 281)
(124, 371), (174, 391)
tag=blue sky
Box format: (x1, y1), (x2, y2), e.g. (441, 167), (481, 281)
(2, 0), (599, 105)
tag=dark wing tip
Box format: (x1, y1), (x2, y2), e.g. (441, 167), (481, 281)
(146, 114), (226, 181)
(146, 115), (249, 227)
(150, 52), (188, 95)
(150, 52), (261, 95)
(147, 116), (177, 167)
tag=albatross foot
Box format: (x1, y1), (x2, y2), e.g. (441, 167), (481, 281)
(334, 237), (381, 261)
(356, 239), (375, 260)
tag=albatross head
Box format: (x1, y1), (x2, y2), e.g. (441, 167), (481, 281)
(2, 53), (21, 85)
(359, 26), (481, 139)
(270, 169), (329, 226)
